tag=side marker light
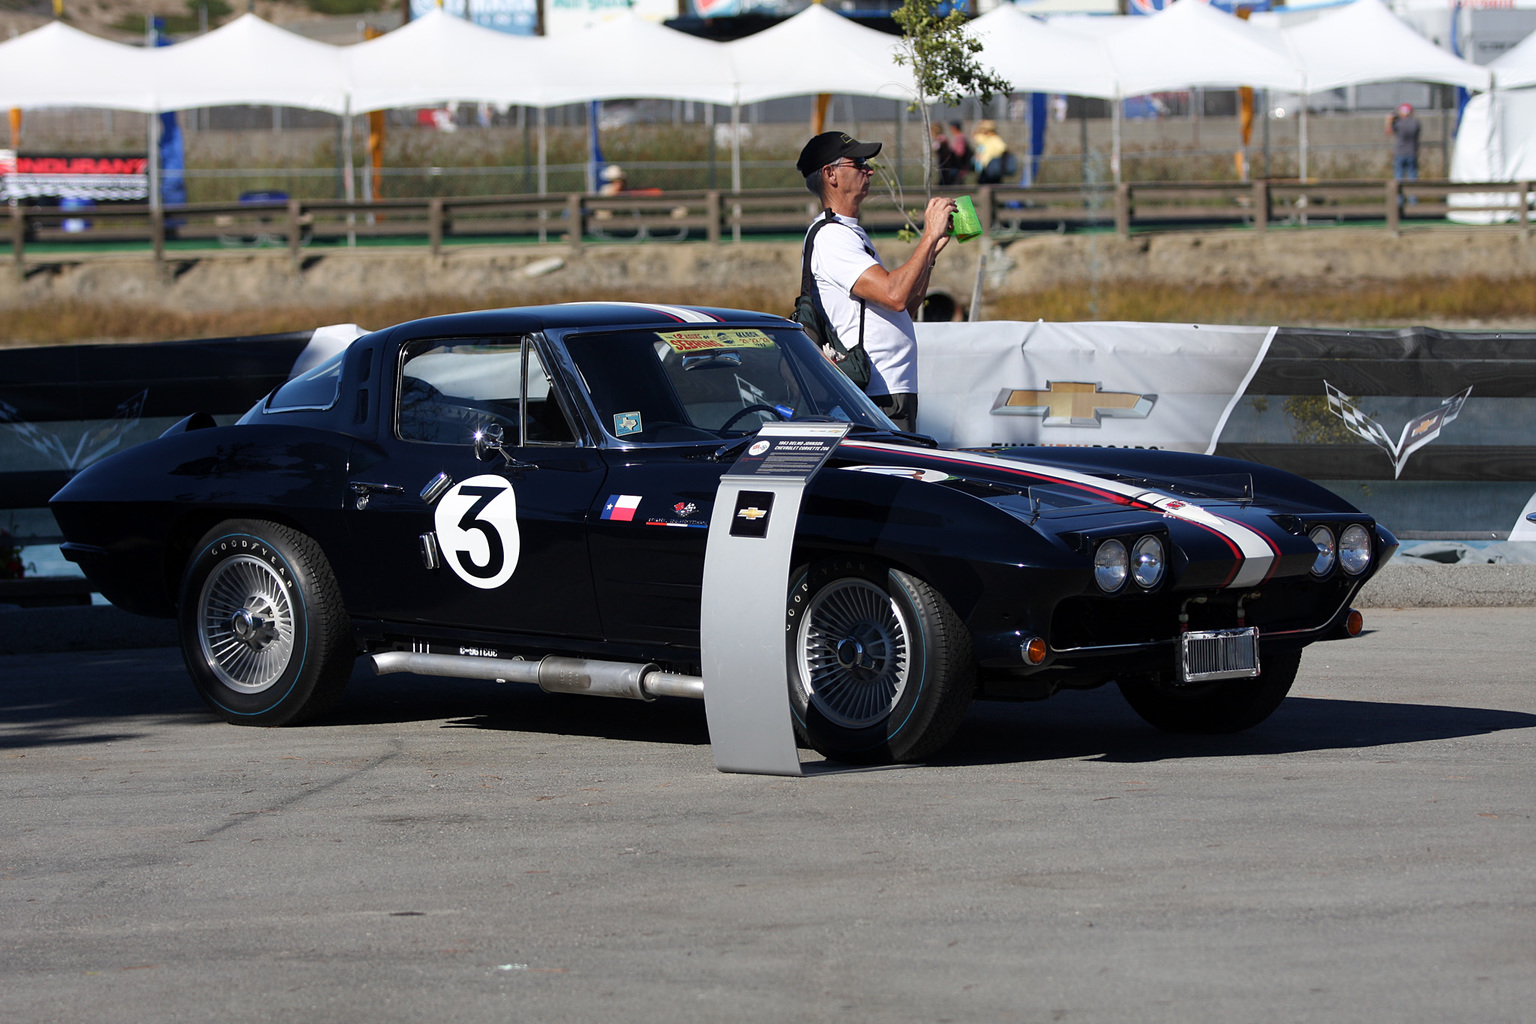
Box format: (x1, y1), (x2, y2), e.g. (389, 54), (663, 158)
(1345, 609), (1364, 637)
(1021, 636), (1048, 665)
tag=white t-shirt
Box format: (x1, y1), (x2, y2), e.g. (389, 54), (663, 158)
(805, 213), (918, 396)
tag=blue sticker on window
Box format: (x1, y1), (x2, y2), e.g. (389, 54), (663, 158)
(613, 411), (643, 436)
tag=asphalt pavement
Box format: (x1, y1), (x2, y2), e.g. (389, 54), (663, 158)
(2, 606), (1533, 1023)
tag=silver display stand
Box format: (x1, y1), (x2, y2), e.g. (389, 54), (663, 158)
(700, 421), (851, 775)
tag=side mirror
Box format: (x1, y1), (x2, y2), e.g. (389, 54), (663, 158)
(473, 422), (537, 470)
(474, 423), (507, 462)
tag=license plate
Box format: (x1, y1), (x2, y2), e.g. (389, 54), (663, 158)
(1179, 627), (1260, 682)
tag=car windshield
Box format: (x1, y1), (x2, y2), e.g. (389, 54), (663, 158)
(561, 324), (898, 444)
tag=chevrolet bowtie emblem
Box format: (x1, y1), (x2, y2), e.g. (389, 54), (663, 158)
(736, 506), (768, 520)
(991, 381), (1157, 427)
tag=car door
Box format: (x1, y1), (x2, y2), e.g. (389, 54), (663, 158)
(344, 335), (607, 640)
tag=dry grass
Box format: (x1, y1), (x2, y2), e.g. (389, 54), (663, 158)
(986, 275), (1536, 327)
(0, 284), (790, 347)
(2, 275), (1532, 348)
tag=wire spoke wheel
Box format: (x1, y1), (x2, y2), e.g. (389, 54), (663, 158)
(796, 577), (911, 729)
(786, 560), (974, 765)
(179, 520), (353, 726)
(197, 553), (296, 693)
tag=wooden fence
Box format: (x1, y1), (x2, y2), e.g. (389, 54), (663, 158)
(10, 179), (1533, 269)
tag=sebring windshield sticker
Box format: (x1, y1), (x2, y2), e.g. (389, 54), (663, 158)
(657, 328), (775, 353)
(842, 440), (1278, 588)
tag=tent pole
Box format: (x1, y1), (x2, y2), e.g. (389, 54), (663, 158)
(731, 102), (741, 243)
(148, 107), (161, 213)
(1111, 95), (1122, 185)
(538, 105), (548, 245)
(342, 99), (356, 248)
(1299, 93), (1308, 184)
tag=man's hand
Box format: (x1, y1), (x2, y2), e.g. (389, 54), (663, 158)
(923, 196), (957, 240)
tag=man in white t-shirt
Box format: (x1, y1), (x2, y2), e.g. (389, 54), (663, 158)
(796, 131), (955, 433)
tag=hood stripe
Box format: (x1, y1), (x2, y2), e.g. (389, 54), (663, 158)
(843, 440), (1277, 589)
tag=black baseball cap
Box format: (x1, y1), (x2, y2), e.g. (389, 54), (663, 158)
(796, 131), (882, 177)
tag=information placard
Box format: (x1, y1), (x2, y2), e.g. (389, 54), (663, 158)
(700, 421), (850, 775)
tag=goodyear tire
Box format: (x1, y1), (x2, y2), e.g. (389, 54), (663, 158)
(786, 559), (975, 764)
(178, 520), (353, 726)
(1117, 648), (1302, 734)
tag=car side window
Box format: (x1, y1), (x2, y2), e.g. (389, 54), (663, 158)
(398, 339), (523, 446)
(267, 351), (344, 412)
(523, 346), (578, 446)
(397, 337), (578, 447)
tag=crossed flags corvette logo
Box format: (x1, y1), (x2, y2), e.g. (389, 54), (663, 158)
(991, 381), (1156, 427)
(1325, 382), (1472, 479)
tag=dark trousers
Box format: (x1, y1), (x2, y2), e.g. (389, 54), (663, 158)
(873, 392), (919, 434)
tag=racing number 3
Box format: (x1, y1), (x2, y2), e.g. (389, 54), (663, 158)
(433, 474), (521, 589)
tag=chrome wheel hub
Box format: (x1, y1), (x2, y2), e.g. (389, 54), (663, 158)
(198, 554), (296, 694)
(795, 577), (911, 729)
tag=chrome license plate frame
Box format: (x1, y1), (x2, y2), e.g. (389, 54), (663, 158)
(1179, 627), (1261, 683)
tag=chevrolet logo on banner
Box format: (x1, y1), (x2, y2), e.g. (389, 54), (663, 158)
(991, 382), (1157, 427)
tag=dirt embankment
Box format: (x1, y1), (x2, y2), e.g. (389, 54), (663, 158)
(1, 225), (1533, 344)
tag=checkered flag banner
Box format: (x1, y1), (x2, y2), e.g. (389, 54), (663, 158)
(1325, 381), (1472, 479)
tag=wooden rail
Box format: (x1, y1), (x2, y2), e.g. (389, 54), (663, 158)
(9, 180), (1534, 271)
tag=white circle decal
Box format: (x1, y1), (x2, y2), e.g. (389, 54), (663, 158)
(433, 474), (520, 589)
(748, 440), (771, 456)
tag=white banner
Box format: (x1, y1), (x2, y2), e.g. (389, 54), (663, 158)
(915, 320), (1276, 454)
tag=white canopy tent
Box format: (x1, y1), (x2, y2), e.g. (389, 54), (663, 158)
(0, 21), (155, 112)
(539, 13), (738, 107)
(967, 6), (1118, 100)
(1490, 21), (1536, 89)
(344, 9), (545, 112)
(149, 14), (351, 115)
(1280, 0), (1490, 94)
(1448, 89), (1536, 223)
(1101, 1), (1302, 182)
(724, 5), (916, 105)
(1104, 1), (1303, 97)
(1281, 0), (1491, 181)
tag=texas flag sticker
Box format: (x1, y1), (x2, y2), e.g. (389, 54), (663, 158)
(601, 494), (642, 521)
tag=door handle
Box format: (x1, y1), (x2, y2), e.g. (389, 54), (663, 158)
(351, 480), (403, 510)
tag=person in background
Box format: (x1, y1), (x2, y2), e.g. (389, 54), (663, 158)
(937, 120), (971, 186)
(1387, 103), (1420, 182)
(797, 130), (955, 434)
(931, 122), (958, 186)
(599, 164), (628, 195)
(971, 119), (1011, 185)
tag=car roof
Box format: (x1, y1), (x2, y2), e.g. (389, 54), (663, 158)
(382, 302), (791, 340)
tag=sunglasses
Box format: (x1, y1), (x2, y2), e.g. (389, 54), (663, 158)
(829, 158), (873, 172)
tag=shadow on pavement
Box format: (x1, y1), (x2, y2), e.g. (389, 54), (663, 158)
(936, 685), (1536, 766)
(5, 651), (1535, 764)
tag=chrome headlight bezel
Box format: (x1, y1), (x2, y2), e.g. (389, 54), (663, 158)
(1339, 524), (1372, 575)
(1131, 534), (1165, 589)
(1094, 539), (1129, 592)
(1308, 525), (1337, 577)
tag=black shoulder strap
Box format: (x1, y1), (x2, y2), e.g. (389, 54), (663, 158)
(802, 209), (866, 348)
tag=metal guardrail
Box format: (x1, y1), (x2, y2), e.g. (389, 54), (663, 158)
(9, 179), (1533, 269)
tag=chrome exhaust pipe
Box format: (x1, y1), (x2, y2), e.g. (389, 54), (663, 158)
(369, 651), (704, 701)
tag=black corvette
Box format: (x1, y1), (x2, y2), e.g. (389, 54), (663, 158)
(52, 302), (1395, 766)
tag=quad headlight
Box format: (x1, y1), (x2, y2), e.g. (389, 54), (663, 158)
(1094, 539), (1129, 592)
(1309, 526), (1336, 576)
(1339, 524), (1372, 575)
(1131, 535), (1165, 588)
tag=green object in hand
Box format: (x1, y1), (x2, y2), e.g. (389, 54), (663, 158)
(951, 195), (983, 242)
